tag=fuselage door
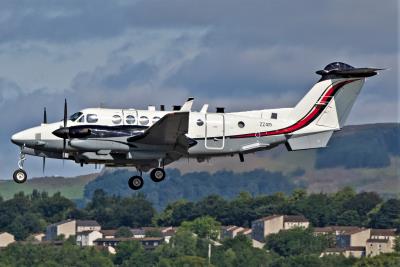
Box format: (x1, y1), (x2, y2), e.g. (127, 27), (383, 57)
(205, 113), (225, 150)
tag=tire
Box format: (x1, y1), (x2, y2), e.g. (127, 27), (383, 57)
(150, 168), (166, 182)
(128, 176), (144, 190)
(13, 169), (27, 184)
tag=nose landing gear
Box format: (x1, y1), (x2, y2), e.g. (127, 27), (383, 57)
(13, 149), (27, 184)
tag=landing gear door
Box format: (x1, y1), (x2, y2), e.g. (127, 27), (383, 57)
(205, 114), (225, 150)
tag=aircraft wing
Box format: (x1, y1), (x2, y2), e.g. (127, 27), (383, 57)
(127, 112), (189, 146)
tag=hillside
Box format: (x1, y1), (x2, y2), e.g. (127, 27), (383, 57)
(0, 123), (398, 204)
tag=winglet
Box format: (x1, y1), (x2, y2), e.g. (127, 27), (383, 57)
(180, 97), (194, 111)
(200, 104), (209, 113)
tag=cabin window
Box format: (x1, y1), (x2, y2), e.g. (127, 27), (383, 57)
(126, 115), (136, 125)
(152, 116), (161, 123)
(112, 115), (122, 124)
(197, 119), (204, 126)
(139, 116), (149, 125)
(271, 112), (278, 119)
(87, 114), (98, 123)
(238, 121), (245, 128)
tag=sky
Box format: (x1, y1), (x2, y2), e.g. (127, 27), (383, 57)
(0, 0), (398, 178)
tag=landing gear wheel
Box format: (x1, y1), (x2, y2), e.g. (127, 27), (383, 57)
(13, 169), (27, 184)
(128, 176), (144, 190)
(150, 168), (166, 182)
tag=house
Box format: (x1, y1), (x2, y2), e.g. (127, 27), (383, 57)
(283, 215), (310, 230)
(76, 230), (103, 247)
(336, 228), (371, 248)
(94, 237), (164, 254)
(221, 226), (252, 239)
(76, 220), (101, 233)
(29, 233), (45, 242)
(46, 220), (76, 241)
(100, 229), (117, 239)
(251, 214), (309, 242)
(321, 246), (365, 258)
(0, 232), (15, 248)
(366, 229), (397, 256)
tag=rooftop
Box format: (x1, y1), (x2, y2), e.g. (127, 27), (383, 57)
(367, 239), (390, 243)
(370, 229), (397, 237)
(283, 215), (309, 223)
(76, 220), (100, 227)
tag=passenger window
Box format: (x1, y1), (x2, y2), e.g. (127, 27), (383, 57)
(126, 115), (136, 125)
(271, 113), (278, 119)
(139, 116), (149, 125)
(152, 116), (161, 123)
(112, 115), (122, 124)
(87, 114), (98, 123)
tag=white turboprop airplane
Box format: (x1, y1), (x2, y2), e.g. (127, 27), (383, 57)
(11, 62), (381, 190)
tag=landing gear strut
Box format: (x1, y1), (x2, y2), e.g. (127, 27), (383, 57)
(13, 148), (27, 184)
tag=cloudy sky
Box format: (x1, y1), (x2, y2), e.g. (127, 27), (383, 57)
(0, 0), (398, 178)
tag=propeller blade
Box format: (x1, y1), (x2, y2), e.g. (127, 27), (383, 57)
(42, 157), (46, 174)
(64, 99), (68, 128)
(43, 108), (47, 124)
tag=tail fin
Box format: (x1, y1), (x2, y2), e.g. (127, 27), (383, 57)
(286, 62), (379, 150)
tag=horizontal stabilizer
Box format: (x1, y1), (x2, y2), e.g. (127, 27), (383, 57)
(286, 131), (333, 151)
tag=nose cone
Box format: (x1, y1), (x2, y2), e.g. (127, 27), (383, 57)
(11, 131), (25, 145)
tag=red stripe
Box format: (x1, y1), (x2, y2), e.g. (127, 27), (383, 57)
(231, 79), (358, 139)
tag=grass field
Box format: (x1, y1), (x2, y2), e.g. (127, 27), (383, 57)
(0, 173), (98, 200)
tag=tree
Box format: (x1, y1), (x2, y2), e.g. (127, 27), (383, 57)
(265, 228), (329, 257)
(336, 210), (361, 226)
(369, 199), (400, 229)
(114, 240), (150, 266)
(394, 236), (400, 253)
(181, 216), (221, 240)
(145, 228), (163, 237)
(115, 226), (133, 238)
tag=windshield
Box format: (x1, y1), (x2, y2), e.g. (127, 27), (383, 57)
(69, 112), (83, 121)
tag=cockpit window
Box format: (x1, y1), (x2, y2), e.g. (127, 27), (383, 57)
(69, 112), (83, 121)
(87, 114), (98, 123)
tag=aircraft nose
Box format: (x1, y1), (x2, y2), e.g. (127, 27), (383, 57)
(11, 131), (24, 145)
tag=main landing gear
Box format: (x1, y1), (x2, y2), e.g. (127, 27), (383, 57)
(128, 161), (167, 190)
(13, 149), (27, 184)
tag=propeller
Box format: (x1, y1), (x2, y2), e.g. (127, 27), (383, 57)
(63, 99), (67, 154)
(43, 107), (47, 124)
(42, 107), (47, 173)
(42, 157), (46, 174)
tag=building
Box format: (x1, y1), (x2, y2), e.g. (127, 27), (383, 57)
(221, 226), (252, 239)
(336, 228), (371, 248)
(366, 229), (397, 257)
(29, 233), (45, 242)
(100, 229), (117, 239)
(251, 215), (309, 242)
(94, 237), (164, 254)
(321, 247), (365, 258)
(76, 220), (101, 233)
(76, 230), (103, 247)
(46, 220), (76, 241)
(0, 232), (15, 248)
(283, 215), (310, 230)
